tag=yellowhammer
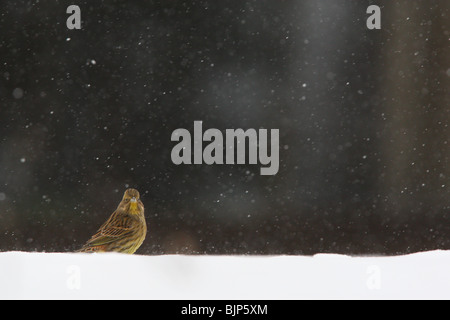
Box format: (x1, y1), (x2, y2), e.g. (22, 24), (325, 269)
(78, 188), (147, 254)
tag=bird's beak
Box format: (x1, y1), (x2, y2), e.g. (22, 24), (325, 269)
(131, 197), (137, 203)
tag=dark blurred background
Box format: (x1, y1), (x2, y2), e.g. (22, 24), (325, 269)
(0, 0), (448, 255)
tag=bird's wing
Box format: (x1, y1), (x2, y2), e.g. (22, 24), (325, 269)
(83, 212), (134, 247)
(86, 226), (133, 246)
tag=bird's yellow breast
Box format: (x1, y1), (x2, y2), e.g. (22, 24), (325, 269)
(129, 202), (139, 213)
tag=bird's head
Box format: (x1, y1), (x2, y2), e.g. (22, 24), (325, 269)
(119, 188), (144, 215)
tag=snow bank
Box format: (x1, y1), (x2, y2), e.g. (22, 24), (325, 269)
(1, 250), (449, 299)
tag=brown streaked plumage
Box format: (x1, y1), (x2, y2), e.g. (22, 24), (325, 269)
(78, 188), (147, 254)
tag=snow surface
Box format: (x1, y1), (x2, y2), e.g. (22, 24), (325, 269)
(1, 250), (450, 299)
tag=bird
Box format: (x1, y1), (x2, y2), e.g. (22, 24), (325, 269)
(78, 188), (147, 254)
